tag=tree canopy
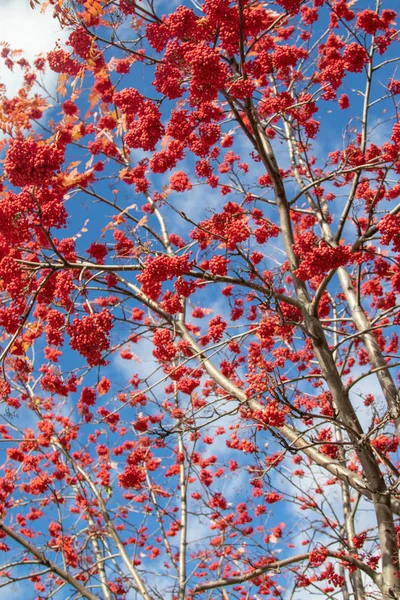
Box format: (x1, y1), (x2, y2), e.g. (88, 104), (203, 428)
(0, 0), (399, 599)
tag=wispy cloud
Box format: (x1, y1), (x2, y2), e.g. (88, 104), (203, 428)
(0, 0), (65, 97)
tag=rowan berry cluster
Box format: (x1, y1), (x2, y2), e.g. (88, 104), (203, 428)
(174, 277), (196, 298)
(253, 402), (287, 428)
(177, 378), (200, 395)
(309, 547), (328, 567)
(295, 242), (352, 281)
(186, 43), (229, 104)
(265, 492), (283, 503)
(166, 110), (194, 142)
(154, 46), (185, 100)
(0, 305), (22, 334)
(187, 123), (220, 160)
(389, 79), (400, 95)
(208, 255), (229, 276)
(79, 387), (96, 407)
(119, 440), (156, 489)
(320, 563), (345, 588)
(226, 434), (256, 453)
(357, 9), (396, 34)
(87, 242), (108, 264)
(343, 43), (369, 73)
(46, 309), (65, 346)
(378, 214), (400, 252)
(113, 230), (134, 257)
(160, 290), (183, 314)
(67, 27), (92, 59)
(47, 48), (80, 75)
(5, 138), (64, 188)
(124, 101), (164, 152)
(0, 256), (30, 300)
(317, 428), (339, 459)
(190, 202), (250, 251)
(169, 171), (192, 192)
(149, 140), (185, 174)
(62, 100), (79, 116)
(254, 221), (280, 244)
(67, 309), (113, 366)
(113, 87), (144, 115)
(352, 531), (367, 549)
(371, 434), (399, 454)
(118, 0), (136, 14)
(49, 534), (78, 568)
(273, 44), (308, 76)
(137, 254), (193, 300)
(207, 315), (227, 343)
(338, 93), (350, 109)
(36, 186), (68, 231)
(391, 122), (400, 144)
(150, 9), (230, 102)
(93, 74), (113, 102)
(169, 233), (186, 249)
(128, 162), (150, 193)
(316, 33), (345, 98)
(152, 329), (177, 362)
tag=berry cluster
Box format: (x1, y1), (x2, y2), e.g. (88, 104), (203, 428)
(124, 101), (165, 152)
(265, 492), (283, 504)
(47, 48), (80, 75)
(253, 402), (287, 428)
(357, 9), (396, 35)
(190, 202), (250, 250)
(309, 547), (328, 567)
(209, 255), (229, 276)
(137, 254), (193, 300)
(169, 170), (192, 192)
(343, 43), (369, 73)
(67, 309), (113, 366)
(113, 87), (144, 115)
(378, 214), (400, 252)
(46, 309), (65, 346)
(152, 329), (177, 362)
(5, 138), (64, 188)
(67, 27), (92, 60)
(295, 242), (352, 281)
(317, 427), (339, 459)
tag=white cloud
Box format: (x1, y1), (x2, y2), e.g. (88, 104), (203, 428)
(114, 336), (158, 382)
(0, 0), (65, 97)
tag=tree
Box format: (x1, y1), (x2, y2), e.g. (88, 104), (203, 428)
(0, 0), (399, 598)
